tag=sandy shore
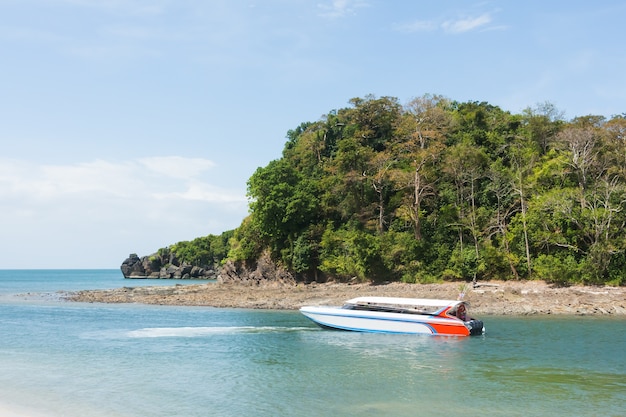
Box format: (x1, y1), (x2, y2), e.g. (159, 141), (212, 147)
(66, 280), (626, 316)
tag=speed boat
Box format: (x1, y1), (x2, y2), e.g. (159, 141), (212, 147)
(300, 296), (484, 336)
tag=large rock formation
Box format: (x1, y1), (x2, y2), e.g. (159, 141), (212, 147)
(120, 253), (217, 279)
(218, 252), (296, 286)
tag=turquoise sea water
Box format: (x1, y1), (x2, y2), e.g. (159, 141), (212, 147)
(0, 270), (624, 417)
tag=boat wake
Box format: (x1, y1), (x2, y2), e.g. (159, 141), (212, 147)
(125, 326), (314, 338)
(81, 326), (314, 339)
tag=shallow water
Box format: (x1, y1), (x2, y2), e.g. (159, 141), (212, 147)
(0, 269), (213, 296)
(0, 270), (624, 417)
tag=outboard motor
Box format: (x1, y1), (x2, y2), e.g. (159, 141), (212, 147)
(466, 319), (485, 335)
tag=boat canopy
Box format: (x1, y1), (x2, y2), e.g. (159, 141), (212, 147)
(345, 297), (464, 308)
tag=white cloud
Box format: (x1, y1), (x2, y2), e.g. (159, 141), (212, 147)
(0, 156), (241, 203)
(317, 0), (368, 19)
(1, 159), (138, 200)
(396, 12), (495, 35)
(0, 156), (248, 267)
(0, 26), (68, 43)
(442, 13), (492, 33)
(59, 0), (168, 16)
(154, 181), (248, 203)
(138, 156), (216, 180)
(43, 160), (137, 197)
(394, 20), (437, 33)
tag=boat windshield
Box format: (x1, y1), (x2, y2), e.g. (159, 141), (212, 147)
(344, 301), (445, 315)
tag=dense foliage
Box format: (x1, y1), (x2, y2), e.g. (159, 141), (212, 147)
(157, 231), (234, 268)
(228, 95), (626, 286)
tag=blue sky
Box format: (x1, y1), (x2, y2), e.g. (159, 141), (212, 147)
(1, 0), (625, 268)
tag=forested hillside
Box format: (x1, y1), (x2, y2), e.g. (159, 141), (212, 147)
(170, 95), (626, 286)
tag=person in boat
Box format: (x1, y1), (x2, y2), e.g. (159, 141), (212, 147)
(449, 303), (468, 321)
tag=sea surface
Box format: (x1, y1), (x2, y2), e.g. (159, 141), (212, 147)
(0, 270), (624, 417)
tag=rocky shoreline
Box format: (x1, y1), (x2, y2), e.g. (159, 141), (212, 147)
(65, 280), (626, 316)
(120, 253), (217, 279)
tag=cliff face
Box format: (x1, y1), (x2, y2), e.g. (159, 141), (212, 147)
(120, 253), (217, 279)
(218, 252), (296, 285)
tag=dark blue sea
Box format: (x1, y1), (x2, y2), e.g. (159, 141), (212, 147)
(0, 270), (624, 417)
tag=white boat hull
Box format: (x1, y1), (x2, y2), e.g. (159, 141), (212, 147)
(300, 306), (472, 336)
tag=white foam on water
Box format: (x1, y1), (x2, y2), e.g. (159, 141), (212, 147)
(0, 402), (51, 417)
(125, 326), (313, 338)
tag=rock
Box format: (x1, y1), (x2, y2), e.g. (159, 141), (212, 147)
(121, 254), (145, 278)
(121, 252), (216, 280)
(218, 252), (296, 286)
(66, 280), (626, 315)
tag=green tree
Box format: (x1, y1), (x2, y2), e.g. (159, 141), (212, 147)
(393, 94), (450, 240)
(247, 159), (321, 262)
(155, 94), (626, 286)
(522, 101), (564, 154)
(443, 141), (488, 280)
(319, 225), (388, 282)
